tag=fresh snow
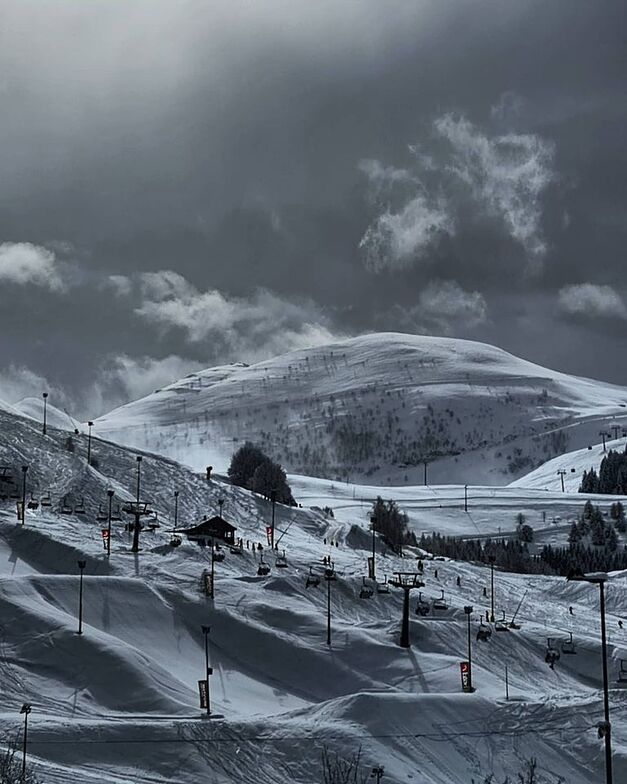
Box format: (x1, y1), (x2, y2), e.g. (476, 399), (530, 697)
(0, 402), (625, 782)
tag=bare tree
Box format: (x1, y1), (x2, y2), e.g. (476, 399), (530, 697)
(321, 746), (368, 784)
(0, 736), (41, 783)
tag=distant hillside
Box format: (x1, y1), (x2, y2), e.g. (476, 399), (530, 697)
(94, 333), (627, 485)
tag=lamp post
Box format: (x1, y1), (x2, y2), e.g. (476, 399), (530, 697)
(131, 456), (142, 553)
(42, 392), (48, 435)
(464, 484), (468, 512)
(324, 565), (337, 646)
(87, 421), (94, 465)
(270, 489), (276, 549)
(370, 514), (377, 580)
(201, 625), (212, 716)
(77, 560), (86, 634)
(464, 605), (474, 692)
(488, 555), (496, 622)
(173, 490), (179, 531)
(106, 490), (114, 557)
(371, 766), (384, 783)
(566, 571), (613, 784)
(20, 465), (28, 525)
(20, 703), (31, 782)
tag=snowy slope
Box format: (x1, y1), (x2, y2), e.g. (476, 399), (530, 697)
(0, 407), (626, 782)
(14, 396), (78, 432)
(93, 333), (627, 486)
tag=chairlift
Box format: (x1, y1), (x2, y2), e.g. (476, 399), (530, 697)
(561, 631), (576, 655)
(229, 542), (243, 555)
(305, 566), (320, 588)
(617, 660), (627, 684)
(74, 497), (86, 515)
(60, 496), (73, 515)
(324, 565), (337, 581)
(545, 638), (561, 669)
(40, 491), (52, 508)
(415, 592), (430, 616)
(96, 503), (107, 522)
(212, 547), (226, 563)
(27, 495), (39, 511)
(476, 618), (492, 642)
(110, 504), (122, 522)
(276, 549), (288, 569)
(376, 575), (390, 595)
(359, 576), (373, 599)
(169, 535), (182, 547)
(257, 555), (271, 576)
(432, 589), (448, 611)
(494, 610), (510, 633)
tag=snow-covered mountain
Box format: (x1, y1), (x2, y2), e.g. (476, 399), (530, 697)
(94, 333), (627, 485)
(0, 402), (626, 782)
(14, 395), (78, 432)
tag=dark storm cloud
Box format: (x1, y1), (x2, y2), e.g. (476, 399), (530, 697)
(0, 0), (626, 415)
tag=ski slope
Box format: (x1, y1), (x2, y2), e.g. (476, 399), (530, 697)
(93, 333), (627, 487)
(0, 405), (625, 782)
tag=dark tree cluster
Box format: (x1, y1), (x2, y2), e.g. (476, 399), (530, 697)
(418, 533), (540, 574)
(568, 501), (618, 550)
(370, 497), (416, 555)
(579, 447), (627, 494)
(228, 442), (296, 505)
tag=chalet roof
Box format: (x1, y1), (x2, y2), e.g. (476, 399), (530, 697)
(182, 516), (237, 537)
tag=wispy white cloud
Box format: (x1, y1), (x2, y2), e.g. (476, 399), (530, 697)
(418, 279), (488, 329)
(558, 283), (627, 320)
(0, 242), (66, 290)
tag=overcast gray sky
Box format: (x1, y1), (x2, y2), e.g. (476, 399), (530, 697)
(0, 0), (625, 417)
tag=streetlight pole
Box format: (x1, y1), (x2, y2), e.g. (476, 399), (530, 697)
(132, 456), (142, 553)
(371, 514), (377, 580)
(20, 465), (28, 525)
(464, 605), (474, 692)
(464, 484), (468, 512)
(87, 421), (94, 465)
(42, 392), (48, 435)
(567, 571), (613, 784)
(77, 560), (86, 634)
(270, 489), (276, 549)
(201, 625), (212, 716)
(20, 703), (31, 782)
(106, 490), (113, 557)
(423, 461), (428, 486)
(488, 555), (495, 622)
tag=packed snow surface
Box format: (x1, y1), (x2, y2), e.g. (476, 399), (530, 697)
(92, 333), (627, 486)
(0, 406), (625, 782)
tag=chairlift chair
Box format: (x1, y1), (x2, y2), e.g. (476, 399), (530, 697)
(432, 589), (448, 611)
(110, 504), (122, 522)
(169, 535), (182, 547)
(27, 495), (39, 511)
(494, 610), (510, 633)
(376, 575), (390, 595)
(617, 660), (627, 684)
(415, 592), (430, 616)
(545, 638), (561, 669)
(229, 542), (243, 555)
(276, 550), (288, 569)
(305, 566), (320, 588)
(257, 555), (271, 576)
(213, 547), (226, 563)
(476, 618), (492, 642)
(40, 491), (52, 508)
(96, 503), (107, 522)
(74, 497), (86, 515)
(359, 576), (373, 599)
(561, 631), (576, 655)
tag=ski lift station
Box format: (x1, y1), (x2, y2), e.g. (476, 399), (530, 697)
(181, 515), (237, 546)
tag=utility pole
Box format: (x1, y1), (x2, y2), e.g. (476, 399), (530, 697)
(132, 456), (142, 553)
(42, 391), (48, 435)
(464, 605), (474, 692)
(76, 560), (86, 634)
(106, 490), (113, 557)
(600, 431), (609, 452)
(201, 625), (212, 716)
(557, 469), (566, 493)
(210, 536), (215, 599)
(20, 704), (31, 782)
(505, 664), (509, 700)
(270, 489), (276, 549)
(566, 571), (613, 784)
(464, 484), (468, 512)
(87, 421), (94, 465)
(371, 766), (384, 783)
(20, 465), (28, 525)
(423, 461), (428, 486)
(324, 565), (334, 645)
(488, 555), (496, 622)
